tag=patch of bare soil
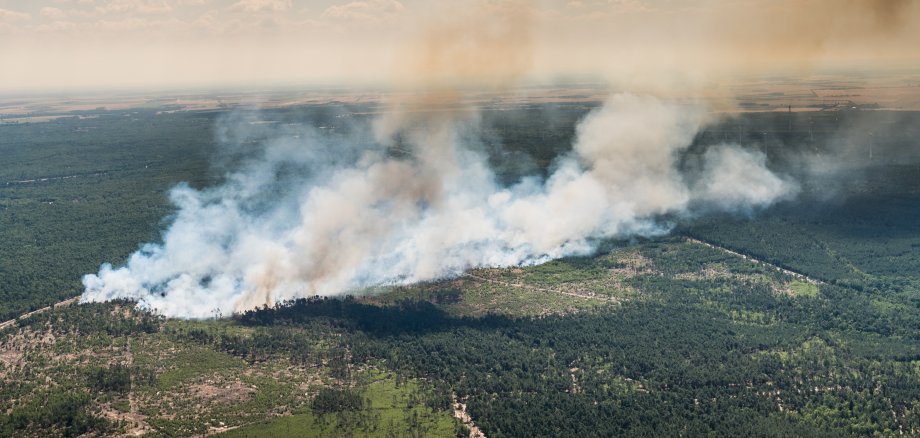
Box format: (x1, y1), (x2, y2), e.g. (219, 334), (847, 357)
(608, 251), (651, 279)
(674, 264), (732, 281)
(99, 404), (151, 437)
(190, 380), (256, 405)
(464, 272), (616, 303)
(452, 393), (486, 438)
(0, 349), (23, 375)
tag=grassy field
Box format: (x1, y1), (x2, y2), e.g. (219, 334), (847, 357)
(221, 370), (461, 438)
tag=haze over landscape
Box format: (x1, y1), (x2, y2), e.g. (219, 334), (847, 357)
(2, 0), (920, 436)
(2, 0), (920, 91)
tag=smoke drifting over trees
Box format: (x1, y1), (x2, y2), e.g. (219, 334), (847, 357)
(81, 93), (798, 318)
(79, 0), (912, 317)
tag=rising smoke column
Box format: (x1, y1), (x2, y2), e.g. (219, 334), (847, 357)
(81, 92), (797, 318)
(80, 0), (804, 318)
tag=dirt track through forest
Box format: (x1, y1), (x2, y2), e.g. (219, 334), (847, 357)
(0, 296), (79, 330)
(683, 237), (823, 285)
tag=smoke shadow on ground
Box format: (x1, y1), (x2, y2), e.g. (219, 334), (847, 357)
(235, 295), (516, 337)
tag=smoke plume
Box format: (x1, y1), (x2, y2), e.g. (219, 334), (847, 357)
(81, 92), (797, 318)
(80, 0), (812, 318)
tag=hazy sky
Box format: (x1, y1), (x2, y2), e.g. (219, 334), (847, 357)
(1, 0), (918, 93)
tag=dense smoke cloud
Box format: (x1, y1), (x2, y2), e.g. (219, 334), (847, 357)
(81, 93), (798, 318)
(79, 0), (818, 317)
(692, 146), (798, 212)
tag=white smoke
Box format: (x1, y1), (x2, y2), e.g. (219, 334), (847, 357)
(81, 93), (798, 318)
(692, 145), (799, 211)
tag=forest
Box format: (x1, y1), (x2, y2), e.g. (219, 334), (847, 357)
(1, 104), (920, 436)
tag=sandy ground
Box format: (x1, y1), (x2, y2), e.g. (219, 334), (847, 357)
(452, 393), (486, 438)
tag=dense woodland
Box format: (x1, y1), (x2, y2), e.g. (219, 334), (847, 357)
(1, 104), (920, 436)
(200, 238), (920, 436)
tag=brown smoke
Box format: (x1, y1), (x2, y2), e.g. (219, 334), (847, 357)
(404, 0), (533, 91)
(720, 0), (915, 64)
(375, 0), (536, 196)
(539, 0), (920, 107)
(377, 0), (534, 124)
(867, 0), (912, 29)
(79, 0), (913, 318)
